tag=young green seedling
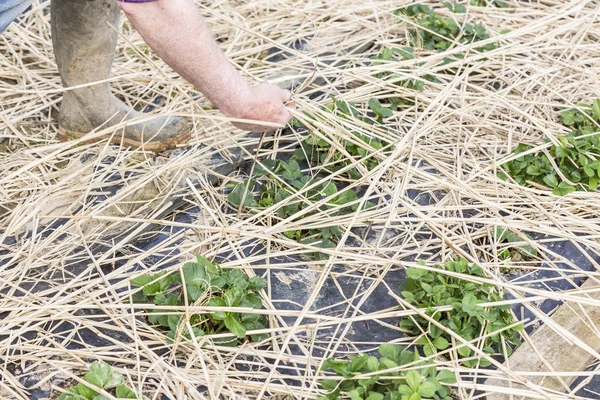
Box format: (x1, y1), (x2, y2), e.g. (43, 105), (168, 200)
(318, 344), (456, 400)
(131, 256), (268, 345)
(57, 361), (137, 400)
(500, 99), (600, 195)
(399, 259), (523, 367)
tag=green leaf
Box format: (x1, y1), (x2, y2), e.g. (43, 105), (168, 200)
(255, 159), (279, 176)
(516, 244), (537, 258)
(227, 269), (249, 290)
(368, 98), (393, 119)
(116, 385), (137, 399)
(461, 293), (479, 313)
(379, 358), (398, 371)
(167, 314), (182, 333)
(348, 390), (362, 400)
(228, 182), (258, 207)
(57, 387), (88, 400)
(322, 181), (338, 197)
(131, 271), (173, 296)
(281, 159), (303, 182)
(406, 370), (421, 391)
(421, 282), (433, 293)
(333, 97), (361, 117)
(552, 182), (576, 196)
(554, 145), (569, 159)
(380, 107), (393, 117)
(248, 276), (267, 291)
(333, 189), (358, 206)
(418, 381), (437, 397)
(197, 255), (220, 274)
(422, 343), (435, 357)
(402, 291), (415, 303)
(241, 293), (263, 309)
(436, 370), (457, 384)
(433, 336), (449, 350)
(85, 361), (123, 390)
(130, 272), (159, 288)
(542, 174), (559, 187)
(406, 268), (427, 280)
(182, 262), (209, 301)
(367, 356), (380, 372)
(561, 110), (576, 125)
(593, 99), (600, 120)
(398, 385), (413, 396)
(379, 344), (402, 361)
(349, 355), (370, 372)
(148, 293), (180, 327)
(453, 2), (467, 13)
(457, 346), (471, 357)
(223, 286), (244, 307)
(584, 166), (595, 177)
(321, 379), (339, 391)
(369, 98), (382, 114)
(224, 313), (247, 338)
(76, 383), (98, 400)
(492, 227), (509, 242)
(366, 393), (384, 400)
(57, 392), (88, 400)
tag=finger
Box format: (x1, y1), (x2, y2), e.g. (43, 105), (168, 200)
(279, 111), (293, 126)
(279, 88), (292, 103)
(286, 101), (297, 110)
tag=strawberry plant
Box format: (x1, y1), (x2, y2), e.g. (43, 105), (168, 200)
(371, 46), (430, 96)
(293, 97), (393, 179)
(132, 256), (267, 345)
(228, 156), (374, 259)
(294, 130), (391, 181)
(490, 227), (537, 261)
(470, 0), (510, 7)
(57, 361), (137, 400)
(499, 100), (600, 196)
(318, 344), (456, 400)
(229, 96), (386, 259)
(399, 259), (522, 367)
(398, 3), (496, 54)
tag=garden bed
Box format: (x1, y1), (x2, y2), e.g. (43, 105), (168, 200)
(2, 1), (600, 399)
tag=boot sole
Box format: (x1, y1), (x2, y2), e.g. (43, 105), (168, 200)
(58, 126), (192, 153)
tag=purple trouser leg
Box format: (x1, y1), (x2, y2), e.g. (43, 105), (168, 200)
(0, 0), (157, 34)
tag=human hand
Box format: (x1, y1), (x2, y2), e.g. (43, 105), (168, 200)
(229, 83), (295, 132)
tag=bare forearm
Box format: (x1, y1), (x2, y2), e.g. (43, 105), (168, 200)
(117, 0), (293, 132)
(118, 0), (251, 116)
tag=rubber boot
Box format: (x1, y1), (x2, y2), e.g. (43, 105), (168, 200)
(51, 0), (191, 152)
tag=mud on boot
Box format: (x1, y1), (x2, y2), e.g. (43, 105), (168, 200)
(51, 0), (191, 152)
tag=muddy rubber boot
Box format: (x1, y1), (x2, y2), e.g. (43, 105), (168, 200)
(51, 0), (191, 152)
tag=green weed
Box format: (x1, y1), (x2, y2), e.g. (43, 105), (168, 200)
(131, 256), (267, 345)
(399, 259), (522, 367)
(318, 344), (456, 400)
(499, 99), (600, 196)
(57, 361), (137, 400)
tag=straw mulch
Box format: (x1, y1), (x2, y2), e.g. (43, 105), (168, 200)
(2, 0), (600, 399)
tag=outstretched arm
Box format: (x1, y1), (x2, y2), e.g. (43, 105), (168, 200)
(117, 0), (293, 132)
